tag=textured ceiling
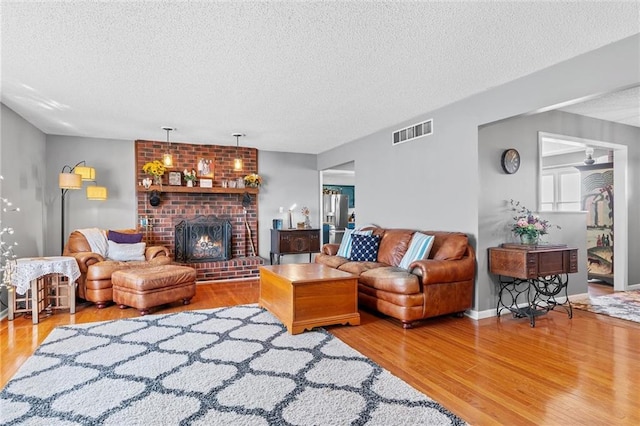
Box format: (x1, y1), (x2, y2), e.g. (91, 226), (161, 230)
(559, 86), (640, 128)
(1, 1), (639, 154)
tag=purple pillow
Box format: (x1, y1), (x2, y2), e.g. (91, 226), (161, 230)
(108, 230), (143, 244)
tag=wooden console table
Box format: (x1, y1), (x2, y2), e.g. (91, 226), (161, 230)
(489, 244), (577, 327)
(270, 228), (320, 265)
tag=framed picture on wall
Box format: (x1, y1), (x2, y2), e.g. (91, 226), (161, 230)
(197, 158), (214, 178)
(168, 171), (182, 186)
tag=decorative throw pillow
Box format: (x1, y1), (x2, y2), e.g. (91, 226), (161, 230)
(336, 228), (373, 258)
(349, 234), (381, 262)
(107, 241), (146, 261)
(398, 232), (435, 270)
(108, 230), (143, 244)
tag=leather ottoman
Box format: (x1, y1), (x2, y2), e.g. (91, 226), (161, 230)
(112, 265), (197, 315)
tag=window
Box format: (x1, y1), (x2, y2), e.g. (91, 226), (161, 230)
(540, 167), (581, 212)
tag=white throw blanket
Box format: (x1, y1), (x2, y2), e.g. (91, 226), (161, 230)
(78, 228), (108, 257)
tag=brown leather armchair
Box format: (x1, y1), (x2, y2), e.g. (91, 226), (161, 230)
(63, 229), (171, 308)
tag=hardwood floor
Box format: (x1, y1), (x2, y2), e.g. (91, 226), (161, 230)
(2, 280), (638, 425)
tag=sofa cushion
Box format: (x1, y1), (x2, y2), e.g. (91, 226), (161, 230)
(377, 229), (415, 267)
(338, 261), (386, 276)
(108, 230), (143, 244)
(336, 229), (373, 258)
(432, 234), (468, 260)
(108, 241), (146, 261)
(349, 234), (381, 262)
(315, 253), (350, 269)
(359, 266), (420, 294)
(398, 232), (435, 269)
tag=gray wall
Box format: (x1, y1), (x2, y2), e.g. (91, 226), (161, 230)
(478, 110), (640, 311)
(44, 135), (137, 256)
(318, 35), (639, 314)
(2, 34), (638, 317)
(0, 104), (46, 313)
(39, 137), (321, 262)
(258, 151), (320, 263)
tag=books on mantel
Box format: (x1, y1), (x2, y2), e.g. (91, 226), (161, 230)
(500, 243), (568, 250)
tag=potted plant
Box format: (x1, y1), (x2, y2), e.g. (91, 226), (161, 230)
(244, 173), (263, 188)
(183, 169), (197, 187)
(142, 160), (166, 187)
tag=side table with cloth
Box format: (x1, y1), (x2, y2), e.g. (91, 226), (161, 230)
(8, 256), (81, 324)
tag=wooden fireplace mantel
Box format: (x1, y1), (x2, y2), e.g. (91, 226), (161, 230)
(137, 185), (259, 195)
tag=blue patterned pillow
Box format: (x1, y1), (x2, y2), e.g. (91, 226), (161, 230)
(398, 232), (435, 269)
(349, 234), (381, 262)
(336, 229), (373, 258)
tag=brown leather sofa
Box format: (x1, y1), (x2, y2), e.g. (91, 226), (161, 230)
(63, 229), (171, 308)
(315, 227), (475, 328)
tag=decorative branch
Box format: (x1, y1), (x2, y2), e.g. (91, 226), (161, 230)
(1, 175), (20, 288)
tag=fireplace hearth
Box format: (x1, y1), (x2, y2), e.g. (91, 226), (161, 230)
(175, 216), (232, 263)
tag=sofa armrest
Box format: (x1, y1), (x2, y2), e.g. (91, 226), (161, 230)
(410, 255), (475, 285)
(321, 243), (340, 255)
(66, 252), (105, 273)
(145, 245), (170, 260)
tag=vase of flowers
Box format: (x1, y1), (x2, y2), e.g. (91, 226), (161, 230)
(510, 200), (559, 244)
(244, 173), (263, 188)
(183, 169), (197, 187)
(301, 206), (311, 228)
(142, 160), (166, 188)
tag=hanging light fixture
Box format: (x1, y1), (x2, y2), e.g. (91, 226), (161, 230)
(584, 147), (596, 165)
(232, 133), (244, 171)
(162, 126), (175, 168)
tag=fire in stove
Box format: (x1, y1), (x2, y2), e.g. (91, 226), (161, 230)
(193, 235), (222, 259)
(175, 216), (232, 263)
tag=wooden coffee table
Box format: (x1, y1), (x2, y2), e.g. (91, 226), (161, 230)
(259, 263), (360, 334)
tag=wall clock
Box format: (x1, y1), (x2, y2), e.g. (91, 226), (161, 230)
(501, 149), (520, 174)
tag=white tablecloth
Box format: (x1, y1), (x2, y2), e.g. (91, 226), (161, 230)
(10, 256), (81, 295)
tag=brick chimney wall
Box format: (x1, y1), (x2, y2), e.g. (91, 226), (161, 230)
(135, 140), (263, 281)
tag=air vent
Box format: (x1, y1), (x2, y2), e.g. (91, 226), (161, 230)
(392, 119), (433, 146)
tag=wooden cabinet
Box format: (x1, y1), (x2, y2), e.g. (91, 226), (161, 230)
(489, 244), (578, 279)
(489, 244), (577, 327)
(270, 229), (320, 265)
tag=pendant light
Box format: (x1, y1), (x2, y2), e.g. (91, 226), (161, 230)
(162, 126), (175, 168)
(232, 132), (244, 171)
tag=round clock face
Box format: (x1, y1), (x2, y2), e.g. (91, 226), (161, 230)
(501, 149), (520, 174)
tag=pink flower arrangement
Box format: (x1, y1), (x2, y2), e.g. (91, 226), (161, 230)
(510, 200), (559, 239)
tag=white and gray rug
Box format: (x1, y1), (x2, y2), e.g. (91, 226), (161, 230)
(572, 290), (640, 324)
(1, 305), (465, 425)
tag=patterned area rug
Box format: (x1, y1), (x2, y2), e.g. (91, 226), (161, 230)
(1, 305), (465, 425)
(572, 290), (640, 323)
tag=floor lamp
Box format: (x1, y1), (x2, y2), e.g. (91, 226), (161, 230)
(59, 161), (107, 253)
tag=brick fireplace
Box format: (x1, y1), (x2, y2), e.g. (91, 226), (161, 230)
(135, 140), (264, 281)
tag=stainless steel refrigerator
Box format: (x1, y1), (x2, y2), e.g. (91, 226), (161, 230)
(323, 194), (349, 244)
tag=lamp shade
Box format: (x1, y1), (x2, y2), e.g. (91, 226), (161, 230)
(233, 157), (243, 171)
(74, 166), (96, 181)
(86, 185), (108, 200)
(162, 153), (174, 168)
(59, 172), (82, 189)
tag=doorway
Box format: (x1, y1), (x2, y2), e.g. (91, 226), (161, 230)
(538, 132), (629, 291)
(319, 162), (355, 245)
